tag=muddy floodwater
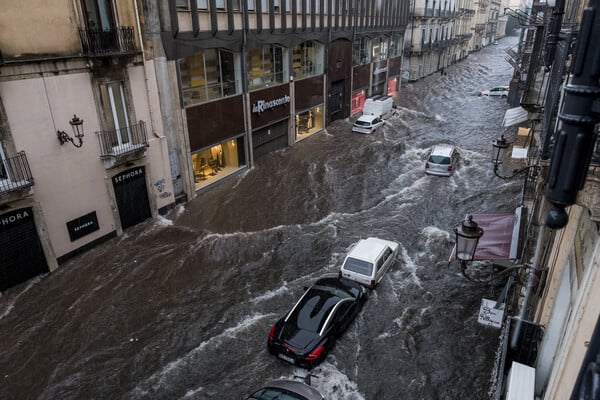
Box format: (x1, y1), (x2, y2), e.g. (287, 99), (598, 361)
(0, 36), (521, 400)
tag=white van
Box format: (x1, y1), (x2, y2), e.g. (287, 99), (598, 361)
(362, 96), (394, 119)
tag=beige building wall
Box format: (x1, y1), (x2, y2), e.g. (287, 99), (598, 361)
(0, 0), (177, 284)
(533, 206), (600, 399)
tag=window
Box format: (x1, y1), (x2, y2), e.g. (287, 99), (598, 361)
(343, 257), (374, 275)
(82, 0), (115, 30)
(176, 0), (189, 9)
(352, 37), (371, 66)
(389, 33), (403, 57)
(292, 41), (323, 79)
(372, 35), (388, 61)
(0, 144), (8, 182)
(180, 49), (242, 106)
(247, 45), (288, 90)
(99, 81), (132, 148)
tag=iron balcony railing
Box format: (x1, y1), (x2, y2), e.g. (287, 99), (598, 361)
(0, 151), (34, 195)
(97, 121), (149, 159)
(78, 26), (137, 57)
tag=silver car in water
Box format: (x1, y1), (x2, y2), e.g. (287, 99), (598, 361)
(425, 144), (459, 177)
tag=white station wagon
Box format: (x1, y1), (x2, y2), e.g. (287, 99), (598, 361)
(339, 237), (399, 288)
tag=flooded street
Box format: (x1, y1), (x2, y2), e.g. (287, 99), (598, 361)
(0, 36), (520, 400)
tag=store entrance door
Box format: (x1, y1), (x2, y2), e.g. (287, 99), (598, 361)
(112, 166), (152, 230)
(328, 80), (344, 123)
(252, 119), (289, 159)
(0, 207), (48, 291)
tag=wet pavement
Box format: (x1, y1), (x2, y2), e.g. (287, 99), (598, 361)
(0, 36), (521, 400)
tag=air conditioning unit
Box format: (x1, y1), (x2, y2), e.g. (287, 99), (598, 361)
(506, 361), (535, 400)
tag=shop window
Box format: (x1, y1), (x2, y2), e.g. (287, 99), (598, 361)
(352, 37), (371, 66)
(292, 41), (324, 80)
(351, 90), (366, 114)
(295, 106), (324, 141)
(180, 49), (242, 106)
(247, 45), (288, 91)
(387, 78), (397, 96)
(191, 138), (246, 189)
(372, 35), (388, 62)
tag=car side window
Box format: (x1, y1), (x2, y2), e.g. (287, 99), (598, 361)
(383, 247), (392, 262)
(376, 257), (384, 271)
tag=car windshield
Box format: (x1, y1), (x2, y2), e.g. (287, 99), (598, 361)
(354, 120), (372, 127)
(343, 257), (374, 276)
(289, 288), (341, 333)
(428, 155), (451, 164)
(248, 388), (307, 400)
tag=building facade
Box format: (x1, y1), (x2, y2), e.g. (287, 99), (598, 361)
(0, 0), (177, 291)
(403, 0), (474, 81)
(462, 0), (600, 397)
(147, 0), (410, 197)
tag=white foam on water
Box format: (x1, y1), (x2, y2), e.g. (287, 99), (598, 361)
(132, 313), (274, 394)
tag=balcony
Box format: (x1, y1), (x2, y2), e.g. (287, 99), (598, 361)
(78, 26), (137, 58)
(0, 151), (34, 198)
(97, 121), (149, 169)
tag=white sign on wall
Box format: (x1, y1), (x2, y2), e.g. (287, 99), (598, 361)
(478, 298), (505, 328)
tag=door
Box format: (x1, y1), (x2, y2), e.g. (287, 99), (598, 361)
(328, 80), (344, 122)
(252, 120), (289, 159)
(0, 208), (49, 291)
(112, 167), (152, 230)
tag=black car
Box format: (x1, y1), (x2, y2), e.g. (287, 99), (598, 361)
(267, 275), (367, 369)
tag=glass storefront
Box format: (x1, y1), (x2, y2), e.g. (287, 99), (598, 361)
(351, 90), (366, 115)
(295, 105), (323, 141)
(191, 136), (246, 190)
(387, 78), (398, 96)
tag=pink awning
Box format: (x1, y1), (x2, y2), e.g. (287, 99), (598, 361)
(450, 208), (523, 261)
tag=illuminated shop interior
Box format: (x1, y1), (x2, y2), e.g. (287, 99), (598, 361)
(295, 106), (324, 141)
(191, 137), (246, 190)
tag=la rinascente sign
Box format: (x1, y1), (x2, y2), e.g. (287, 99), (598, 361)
(252, 95), (291, 114)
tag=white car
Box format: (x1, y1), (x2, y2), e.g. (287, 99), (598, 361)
(425, 144), (459, 177)
(352, 114), (384, 134)
(339, 237), (399, 288)
(481, 86), (509, 97)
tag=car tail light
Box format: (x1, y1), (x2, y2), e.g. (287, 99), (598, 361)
(447, 165), (453, 171)
(305, 345), (325, 361)
(425, 162), (430, 169)
(268, 325), (276, 345)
